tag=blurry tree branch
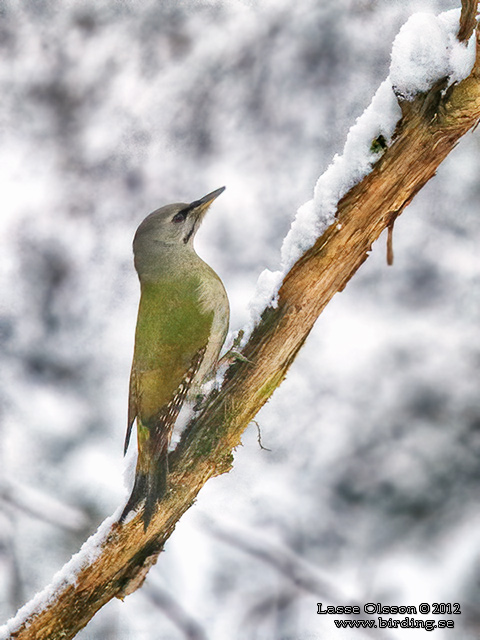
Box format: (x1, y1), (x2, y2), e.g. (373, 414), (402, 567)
(201, 515), (395, 639)
(0, 478), (88, 532)
(0, 524), (24, 614)
(200, 515), (346, 603)
(144, 581), (209, 640)
(3, 6), (480, 640)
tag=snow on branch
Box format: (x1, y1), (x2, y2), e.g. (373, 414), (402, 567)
(245, 7), (476, 338)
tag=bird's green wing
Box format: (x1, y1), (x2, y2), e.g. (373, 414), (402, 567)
(125, 276), (214, 454)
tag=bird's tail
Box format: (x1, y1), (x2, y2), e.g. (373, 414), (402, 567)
(119, 450), (168, 531)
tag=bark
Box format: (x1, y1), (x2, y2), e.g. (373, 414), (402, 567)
(4, 6), (480, 640)
(458, 0), (478, 42)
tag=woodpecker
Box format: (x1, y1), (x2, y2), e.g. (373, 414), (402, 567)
(120, 187), (229, 529)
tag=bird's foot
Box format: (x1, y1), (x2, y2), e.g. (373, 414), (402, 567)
(192, 393), (205, 411)
(219, 348), (253, 367)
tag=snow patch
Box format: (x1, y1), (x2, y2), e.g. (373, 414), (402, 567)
(245, 267), (282, 333)
(390, 9), (476, 100)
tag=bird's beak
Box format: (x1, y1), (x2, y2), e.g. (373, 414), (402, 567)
(188, 186), (225, 221)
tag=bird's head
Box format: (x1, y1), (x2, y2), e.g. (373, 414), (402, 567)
(133, 187), (225, 253)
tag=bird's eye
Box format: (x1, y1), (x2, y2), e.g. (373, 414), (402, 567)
(172, 211), (187, 224)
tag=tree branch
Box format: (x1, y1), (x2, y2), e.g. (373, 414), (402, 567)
(2, 9), (480, 640)
(458, 0), (478, 42)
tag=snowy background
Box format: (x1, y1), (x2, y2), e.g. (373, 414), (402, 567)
(0, 1), (479, 638)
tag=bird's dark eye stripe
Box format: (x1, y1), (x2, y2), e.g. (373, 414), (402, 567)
(172, 210), (188, 223)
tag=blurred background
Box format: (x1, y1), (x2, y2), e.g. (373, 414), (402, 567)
(0, 0), (479, 638)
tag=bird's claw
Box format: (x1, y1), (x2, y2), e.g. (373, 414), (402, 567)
(219, 349), (253, 367)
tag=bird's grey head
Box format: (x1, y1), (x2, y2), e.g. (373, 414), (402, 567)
(133, 186), (225, 251)
(132, 187), (225, 277)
